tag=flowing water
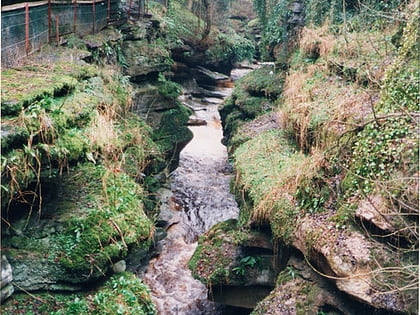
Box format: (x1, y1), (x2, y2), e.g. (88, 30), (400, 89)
(143, 68), (254, 314)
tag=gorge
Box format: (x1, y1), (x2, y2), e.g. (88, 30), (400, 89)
(1, 0), (418, 314)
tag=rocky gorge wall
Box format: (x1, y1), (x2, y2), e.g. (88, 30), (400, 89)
(189, 0), (419, 314)
(1, 1), (257, 313)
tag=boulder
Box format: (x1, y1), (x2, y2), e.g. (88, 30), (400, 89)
(355, 194), (396, 233)
(291, 215), (414, 313)
(252, 255), (369, 315)
(192, 66), (231, 86)
(189, 220), (280, 309)
(1, 256), (14, 303)
(112, 260), (127, 273)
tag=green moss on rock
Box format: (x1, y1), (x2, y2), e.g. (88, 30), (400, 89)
(188, 219), (258, 286)
(2, 163), (154, 287)
(0, 272), (156, 315)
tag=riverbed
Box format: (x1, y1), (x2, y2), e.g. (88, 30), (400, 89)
(142, 68), (254, 314)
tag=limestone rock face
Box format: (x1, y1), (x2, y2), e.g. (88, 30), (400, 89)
(189, 221), (280, 309)
(291, 215), (410, 313)
(355, 194), (396, 233)
(252, 256), (368, 315)
(1, 256), (14, 303)
(131, 83), (178, 129)
(123, 40), (172, 80)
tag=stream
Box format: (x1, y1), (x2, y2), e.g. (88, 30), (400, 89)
(142, 68), (253, 314)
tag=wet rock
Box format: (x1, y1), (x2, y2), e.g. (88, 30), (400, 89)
(187, 118), (207, 126)
(1, 256), (14, 303)
(191, 87), (229, 99)
(201, 97), (222, 104)
(5, 254), (83, 291)
(192, 66), (231, 86)
(131, 83), (177, 128)
(125, 247), (151, 274)
(112, 260), (126, 274)
(189, 220), (278, 290)
(171, 46), (233, 75)
(252, 256), (366, 315)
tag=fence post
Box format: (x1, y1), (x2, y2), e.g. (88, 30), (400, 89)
(48, 0), (51, 42)
(128, 0), (132, 20)
(92, 0), (96, 34)
(73, 0), (77, 33)
(56, 16), (59, 46)
(25, 3), (29, 55)
(107, 0), (111, 22)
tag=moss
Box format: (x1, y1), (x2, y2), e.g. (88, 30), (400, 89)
(270, 200), (300, 245)
(238, 65), (285, 99)
(188, 219), (251, 286)
(0, 124), (29, 153)
(1, 53), (96, 115)
(46, 164), (153, 275)
(220, 66), (285, 148)
(152, 103), (193, 169)
(156, 79), (182, 99)
(2, 162), (154, 281)
(234, 130), (295, 202)
(207, 30), (255, 65)
(0, 272), (156, 315)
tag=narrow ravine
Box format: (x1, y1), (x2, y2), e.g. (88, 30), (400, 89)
(143, 68), (253, 314)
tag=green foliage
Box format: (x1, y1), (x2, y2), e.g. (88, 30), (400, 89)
(1, 273), (156, 315)
(158, 1), (197, 45)
(157, 73), (182, 99)
(208, 31), (255, 64)
(253, 0), (268, 25)
(188, 219), (252, 286)
(254, 0), (290, 60)
(343, 117), (416, 194)
(305, 0), (405, 28)
(87, 273), (156, 315)
(232, 255), (261, 276)
(305, 0), (342, 26)
(276, 265), (297, 285)
(50, 164), (153, 275)
(153, 104), (193, 153)
(342, 12), (419, 197)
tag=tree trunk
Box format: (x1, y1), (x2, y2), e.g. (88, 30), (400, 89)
(201, 0), (211, 42)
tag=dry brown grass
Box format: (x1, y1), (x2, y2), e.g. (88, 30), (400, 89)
(279, 59), (377, 152)
(300, 26), (335, 60)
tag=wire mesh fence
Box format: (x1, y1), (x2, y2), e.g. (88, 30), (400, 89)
(0, 0), (170, 66)
(1, 0), (121, 66)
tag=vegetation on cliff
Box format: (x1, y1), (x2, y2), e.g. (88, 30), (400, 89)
(1, 273), (156, 315)
(192, 0), (419, 313)
(1, 0), (259, 312)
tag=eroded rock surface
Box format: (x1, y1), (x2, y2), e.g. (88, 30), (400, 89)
(1, 256), (14, 303)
